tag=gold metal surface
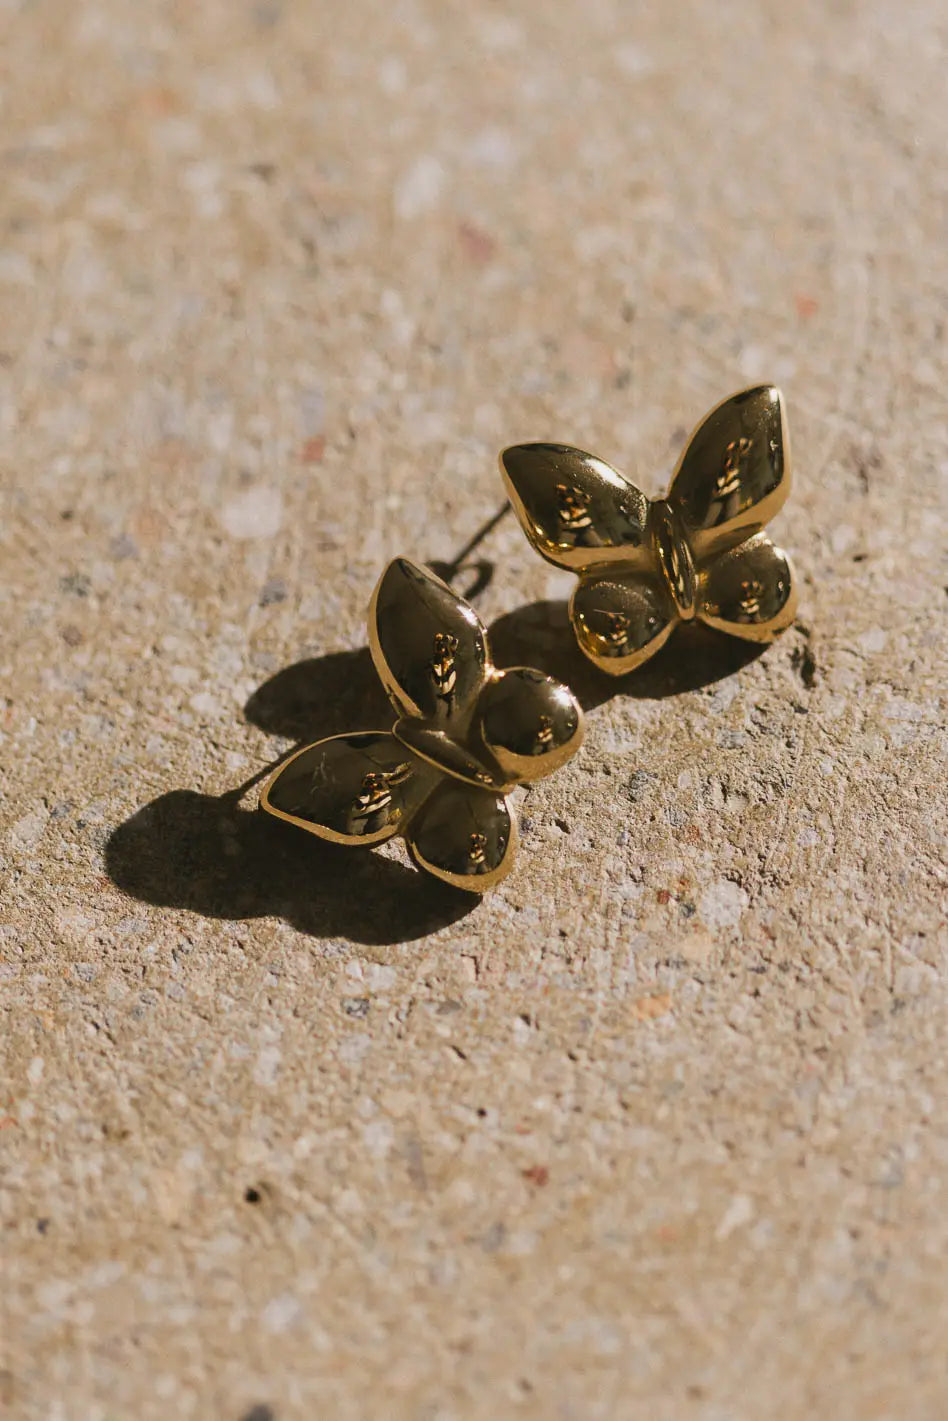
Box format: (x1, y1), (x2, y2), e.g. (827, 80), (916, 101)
(261, 558), (584, 892)
(500, 385), (798, 675)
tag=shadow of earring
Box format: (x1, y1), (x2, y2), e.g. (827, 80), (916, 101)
(104, 646), (477, 945)
(104, 580), (765, 941)
(104, 783), (475, 947)
(487, 600), (768, 712)
(243, 646), (391, 743)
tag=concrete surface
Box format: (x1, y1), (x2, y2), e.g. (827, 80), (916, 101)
(1, 1), (946, 1417)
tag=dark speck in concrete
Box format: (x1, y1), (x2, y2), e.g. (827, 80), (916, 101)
(259, 578), (287, 607)
(59, 572), (91, 597)
(110, 533), (139, 560)
(480, 1221), (506, 1252)
(626, 769), (656, 802)
(791, 640), (819, 690)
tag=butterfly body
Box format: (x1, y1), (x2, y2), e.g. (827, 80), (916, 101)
(502, 385), (798, 675)
(649, 499), (698, 619)
(391, 717), (507, 790)
(261, 558), (584, 892)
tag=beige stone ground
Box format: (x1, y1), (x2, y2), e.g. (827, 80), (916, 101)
(1, 1), (946, 1417)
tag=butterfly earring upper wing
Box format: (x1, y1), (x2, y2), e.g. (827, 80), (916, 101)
(369, 556), (493, 728)
(667, 385), (790, 562)
(261, 731), (438, 844)
(368, 555), (509, 785)
(499, 443), (652, 572)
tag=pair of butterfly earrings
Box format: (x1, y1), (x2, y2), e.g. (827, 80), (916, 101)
(261, 385), (798, 893)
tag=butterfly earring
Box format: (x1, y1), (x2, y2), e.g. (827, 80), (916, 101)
(500, 385), (798, 675)
(261, 558), (584, 892)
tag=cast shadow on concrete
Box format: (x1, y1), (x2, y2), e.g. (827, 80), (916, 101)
(105, 648), (476, 946)
(240, 604), (766, 747)
(105, 780), (473, 946)
(487, 600), (767, 713)
(105, 602), (764, 945)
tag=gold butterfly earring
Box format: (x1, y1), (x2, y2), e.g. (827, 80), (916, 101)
(500, 385), (798, 675)
(261, 558), (584, 892)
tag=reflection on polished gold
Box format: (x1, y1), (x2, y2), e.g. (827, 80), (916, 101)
(556, 482), (593, 531)
(430, 631), (459, 698)
(261, 558), (584, 893)
(500, 385), (798, 675)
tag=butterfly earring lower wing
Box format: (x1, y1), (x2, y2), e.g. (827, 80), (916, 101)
(261, 732), (437, 844)
(667, 386), (790, 562)
(697, 533), (797, 642)
(476, 666), (584, 782)
(407, 779), (518, 892)
(369, 558), (492, 730)
(569, 571), (676, 675)
(500, 443), (651, 572)
(261, 733), (515, 890)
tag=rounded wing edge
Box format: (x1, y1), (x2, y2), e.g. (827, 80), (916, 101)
(667, 385), (791, 561)
(368, 557), (492, 728)
(260, 731), (435, 846)
(697, 533), (798, 643)
(569, 571), (677, 676)
(476, 667), (584, 782)
(500, 443), (651, 572)
(408, 781), (519, 893)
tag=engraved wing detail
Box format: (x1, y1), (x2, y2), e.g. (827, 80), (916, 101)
(261, 732), (437, 845)
(667, 385), (790, 562)
(369, 557), (492, 728)
(500, 443), (651, 572)
(697, 532), (797, 642)
(408, 781), (517, 890)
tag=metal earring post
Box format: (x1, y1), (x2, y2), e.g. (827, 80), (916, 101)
(438, 502), (510, 579)
(435, 501), (511, 598)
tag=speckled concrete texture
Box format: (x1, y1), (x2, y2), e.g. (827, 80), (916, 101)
(1, 1), (946, 1418)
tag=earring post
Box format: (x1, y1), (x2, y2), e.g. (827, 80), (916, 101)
(439, 501), (511, 581)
